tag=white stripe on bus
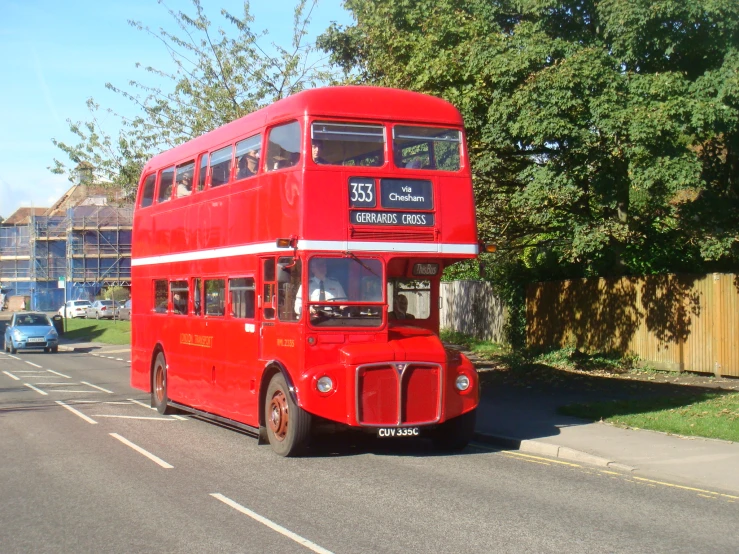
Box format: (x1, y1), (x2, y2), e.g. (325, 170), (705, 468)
(131, 240), (478, 266)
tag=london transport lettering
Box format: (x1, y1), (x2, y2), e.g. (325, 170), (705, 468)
(180, 333), (214, 348)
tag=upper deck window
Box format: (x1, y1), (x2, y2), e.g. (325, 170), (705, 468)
(393, 126), (461, 171)
(157, 167), (175, 203)
(311, 122), (385, 167)
(139, 174), (156, 208)
(210, 146), (232, 187)
(266, 121), (300, 171)
(235, 134), (261, 180)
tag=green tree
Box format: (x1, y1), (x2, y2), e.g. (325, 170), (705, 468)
(320, 0), (739, 277)
(51, 0), (333, 196)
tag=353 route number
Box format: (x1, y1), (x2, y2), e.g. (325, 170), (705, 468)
(348, 178), (376, 208)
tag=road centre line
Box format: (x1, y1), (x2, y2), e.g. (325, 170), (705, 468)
(7, 354), (20, 360)
(25, 361), (42, 368)
(210, 493), (334, 554)
(3, 371), (20, 381)
(47, 369), (71, 378)
(56, 401), (98, 424)
(109, 433), (173, 468)
(24, 383), (48, 396)
(81, 381), (114, 393)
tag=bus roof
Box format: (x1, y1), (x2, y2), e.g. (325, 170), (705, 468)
(142, 86), (464, 173)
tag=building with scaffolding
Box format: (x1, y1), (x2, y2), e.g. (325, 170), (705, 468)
(0, 186), (132, 311)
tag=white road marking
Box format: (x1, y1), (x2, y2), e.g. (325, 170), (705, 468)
(25, 361), (42, 368)
(93, 415), (177, 421)
(7, 355), (20, 360)
(171, 415), (188, 420)
(129, 398), (156, 411)
(8, 370), (46, 373)
(115, 358), (124, 361)
(81, 381), (114, 393)
(109, 433), (173, 469)
(56, 401), (98, 424)
(211, 494), (334, 554)
(24, 383), (48, 396)
(47, 369), (71, 378)
(106, 357), (116, 360)
(32, 382), (73, 386)
(69, 400), (132, 405)
(48, 390), (100, 393)
(3, 370), (20, 381)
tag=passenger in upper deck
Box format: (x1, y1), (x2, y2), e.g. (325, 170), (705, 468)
(176, 173), (193, 197)
(237, 150), (259, 179)
(312, 139), (329, 165)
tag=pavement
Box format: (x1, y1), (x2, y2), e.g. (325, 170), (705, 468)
(52, 335), (739, 497)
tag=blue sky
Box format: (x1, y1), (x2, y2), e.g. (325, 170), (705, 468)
(0, 0), (352, 219)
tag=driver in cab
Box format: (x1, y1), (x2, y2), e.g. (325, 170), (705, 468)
(294, 258), (346, 316)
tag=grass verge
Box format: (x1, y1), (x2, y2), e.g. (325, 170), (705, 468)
(559, 393), (739, 442)
(439, 329), (506, 358)
(61, 318), (131, 345)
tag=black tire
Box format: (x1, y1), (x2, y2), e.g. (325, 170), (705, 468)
(44, 347), (50, 353)
(10, 341), (17, 355)
(51, 346), (58, 353)
(151, 352), (175, 415)
(95, 312), (100, 320)
(432, 409), (477, 452)
(264, 372), (311, 457)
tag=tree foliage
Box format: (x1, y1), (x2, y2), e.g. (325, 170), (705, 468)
(320, 0), (739, 277)
(51, 0), (333, 197)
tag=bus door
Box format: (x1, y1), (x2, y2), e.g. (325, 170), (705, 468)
(259, 257), (278, 362)
(259, 256), (303, 367)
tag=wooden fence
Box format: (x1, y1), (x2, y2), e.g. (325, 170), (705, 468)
(440, 280), (507, 343)
(527, 273), (739, 377)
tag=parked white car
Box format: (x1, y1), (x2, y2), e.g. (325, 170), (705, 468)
(58, 300), (92, 319)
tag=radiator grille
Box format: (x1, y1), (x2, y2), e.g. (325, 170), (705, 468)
(356, 362), (442, 426)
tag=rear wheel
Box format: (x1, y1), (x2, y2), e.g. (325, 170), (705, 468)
(432, 409), (476, 452)
(151, 352), (175, 415)
(265, 372), (311, 457)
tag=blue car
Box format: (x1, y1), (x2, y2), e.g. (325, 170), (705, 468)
(4, 312), (59, 354)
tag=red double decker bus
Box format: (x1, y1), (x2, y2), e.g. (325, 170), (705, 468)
(130, 86), (480, 456)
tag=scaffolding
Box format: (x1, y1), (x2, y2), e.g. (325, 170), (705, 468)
(0, 206), (132, 311)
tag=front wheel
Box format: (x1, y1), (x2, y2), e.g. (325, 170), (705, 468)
(10, 340), (17, 355)
(432, 409), (476, 452)
(264, 372), (311, 457)
(151, 352), (175, 415)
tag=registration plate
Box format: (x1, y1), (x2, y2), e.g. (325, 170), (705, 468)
(27, 338), (45, 343)
(377, 427), (420, 438)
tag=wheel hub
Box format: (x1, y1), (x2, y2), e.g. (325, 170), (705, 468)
(268, 391), (289, 441)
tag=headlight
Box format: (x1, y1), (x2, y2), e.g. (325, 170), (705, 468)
(316, 376), (333, 393)
(455, 374), (471, 391)
(13, 329), (24, 340)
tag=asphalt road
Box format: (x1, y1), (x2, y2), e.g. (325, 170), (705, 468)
(1, 348), (737, 554)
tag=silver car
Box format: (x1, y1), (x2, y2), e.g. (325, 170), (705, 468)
(85, 300), (117, 319)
